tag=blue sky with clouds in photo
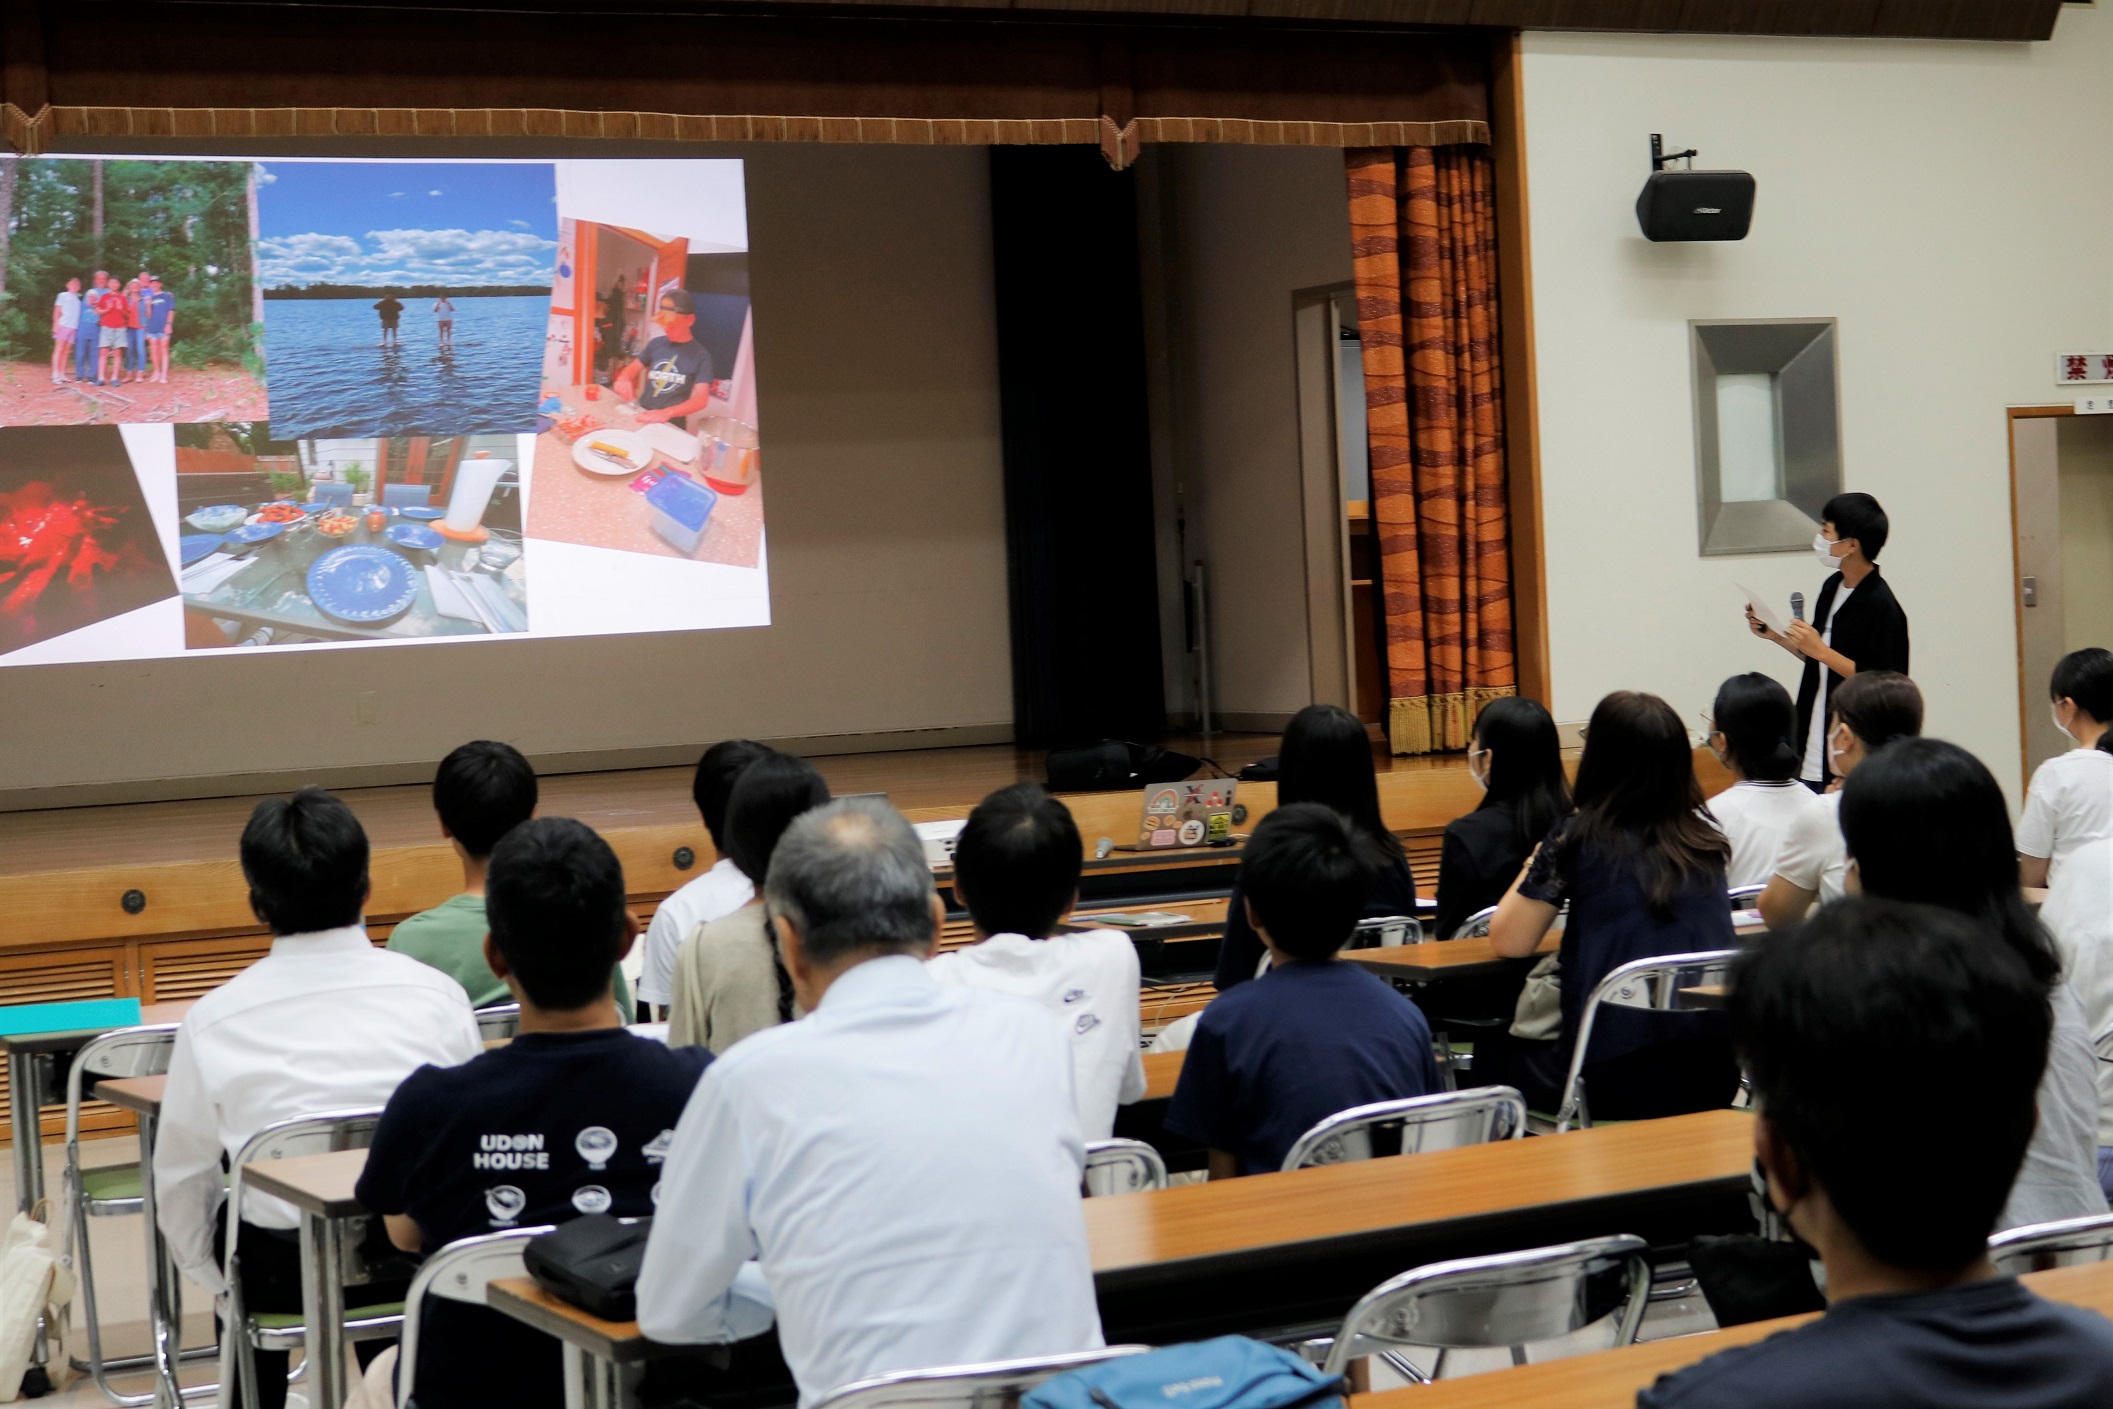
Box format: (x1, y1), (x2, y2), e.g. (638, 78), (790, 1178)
(256, 161), (558, 288)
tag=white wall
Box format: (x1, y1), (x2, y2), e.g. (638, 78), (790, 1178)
(1522, 11), (2113, 802)
(2, 145), (1011, 800)
(1155, 144), (1354, 724)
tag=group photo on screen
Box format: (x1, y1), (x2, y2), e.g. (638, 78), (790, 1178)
(174, 423), (529, 649)
(527, 161), (765, 572)
(0, 157), (268, 426)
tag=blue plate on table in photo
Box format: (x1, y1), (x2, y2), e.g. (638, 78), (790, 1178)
(398, 506), (446, 521)
(222, 521), (287, 547)
(385, 523), (444, 551)
(178, 534), (225, 567)
(307, 545), (419, 625)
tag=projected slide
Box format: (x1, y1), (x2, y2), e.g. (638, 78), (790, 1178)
(0, 156), (766, 669)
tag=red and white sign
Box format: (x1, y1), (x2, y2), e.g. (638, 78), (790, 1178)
(2056, 352), (2113, 384)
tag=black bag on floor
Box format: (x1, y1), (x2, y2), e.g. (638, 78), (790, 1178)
(1046, 740), (1202, 792)
(525, 1215), (651, 1321)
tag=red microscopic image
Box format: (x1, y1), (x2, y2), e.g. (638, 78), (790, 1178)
(0, 426), (175, 659)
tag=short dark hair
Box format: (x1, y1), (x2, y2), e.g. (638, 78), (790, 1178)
(241, 787), (369, 935)
(485, 818), (626, 1011)
(1731, 897), (2048, 1272)
(432, 740), (537, 859)
(2051, 647), (2113, 723)
(1240, 803), (1375, 962)
(723, 753), (830, 886)
(952, 784), (1082, 939)
(691, 739), (772, 851)
(1821, 491), (1889, 562)
(1711, 673), (1799, 782)
(766, 799), (937, 965)
(1828, 670), (1923, 749)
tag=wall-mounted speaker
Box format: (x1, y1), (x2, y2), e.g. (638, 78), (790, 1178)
(1636, 135), (1755, 242)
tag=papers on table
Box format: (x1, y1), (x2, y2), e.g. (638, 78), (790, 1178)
(1082, 911), (1195, 929)
(1735, 581), (1788, 637)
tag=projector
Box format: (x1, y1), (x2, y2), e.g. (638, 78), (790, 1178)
(1635, 135), (1755, 243)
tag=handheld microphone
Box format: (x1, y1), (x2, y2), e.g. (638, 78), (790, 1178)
(1790, 592), (1805, 623)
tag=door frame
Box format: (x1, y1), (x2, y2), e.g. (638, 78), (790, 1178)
(2009, 403), (2079, 795)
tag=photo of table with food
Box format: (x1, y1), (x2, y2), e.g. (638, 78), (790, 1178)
(175, 425), (528, 649)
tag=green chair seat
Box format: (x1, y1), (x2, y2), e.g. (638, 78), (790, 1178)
(79, 1164), (143, 1204)
(249, 1302), (405, 1334)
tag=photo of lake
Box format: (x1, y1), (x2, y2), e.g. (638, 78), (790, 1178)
(260, 295), (548, 439)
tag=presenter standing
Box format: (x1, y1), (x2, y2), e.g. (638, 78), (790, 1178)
(1745, 492), (1910, 790)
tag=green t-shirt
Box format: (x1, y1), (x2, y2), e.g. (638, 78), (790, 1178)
(387, 893), (633, 1014)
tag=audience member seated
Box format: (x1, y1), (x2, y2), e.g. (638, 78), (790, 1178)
(1485, 691), (1739, 1120)
(928, 783), (1144, 1140)
(640, 739), (773, 1015)
(2036, 813), (2113, 1199)
(2019, 647), (2113, 888)
(1434, 696), (1571, 940)
(388, 739), (632, 1017)
(1758, 671), (1923, 929)
(1638, 898), (2113, 1409)
(358, 817), (710, 1409)
(155, 787), (483, 1409)
(1839, 738), (2108, 1231)
(1215, 704), (1418, 991)
(1703, 673), (1822, 889)
(668, 751), (828, 1053)
(637, 799), (1103, 1404)
(1166, 803), (1439, 1177)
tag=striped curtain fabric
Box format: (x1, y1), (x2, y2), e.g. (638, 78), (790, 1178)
(1347, 144), (1516, 755)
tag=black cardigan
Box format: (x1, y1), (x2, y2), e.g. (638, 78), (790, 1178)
(1793, 566), (1911, 786)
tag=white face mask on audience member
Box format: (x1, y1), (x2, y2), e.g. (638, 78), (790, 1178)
(1813, 533), (1849, 570)
(1828, 721), (1857, 776)
(2052, 700), (2078, 743)
(1468, 746), (1490, 791)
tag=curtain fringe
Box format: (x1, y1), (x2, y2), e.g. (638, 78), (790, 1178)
(1389, 686), (1516, 756)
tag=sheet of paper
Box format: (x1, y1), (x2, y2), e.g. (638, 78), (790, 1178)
(1735, 581), (1786, 636)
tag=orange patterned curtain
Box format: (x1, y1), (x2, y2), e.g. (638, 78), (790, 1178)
(1348, 144), (1515, 756)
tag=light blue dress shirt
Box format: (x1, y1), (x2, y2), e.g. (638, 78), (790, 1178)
(637, 953), (1105, 1404)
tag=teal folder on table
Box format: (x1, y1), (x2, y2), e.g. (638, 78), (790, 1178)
(0, 998), (143, 1038)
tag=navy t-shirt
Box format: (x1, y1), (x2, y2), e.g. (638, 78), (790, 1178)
(1167, 960), (1439, 1175)
(634, 335), (714, 411)
(357, 1029), (711, 1409)
(1637, 1277), (2113, 1408)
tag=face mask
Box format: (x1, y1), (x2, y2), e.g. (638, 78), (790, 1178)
(1828, 724), (1852, 770)
(1813, 533), (1844, 570)
(1467, 749), (1489, 791)
(2053, 703), (2077, 742)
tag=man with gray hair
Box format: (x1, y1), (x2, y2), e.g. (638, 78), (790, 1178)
(637, 798), (1103, 1404)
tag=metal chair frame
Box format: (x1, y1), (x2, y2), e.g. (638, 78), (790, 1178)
(809, 1345), (1155, 1409)
(218, 1109), (398, 1409)
(1450, 907), (1499, 941)
(1989, 1212), (2113, 1275)
(1346, 915), (1424, 950)
(1280, 1086), (1526, 1172)
(1082, 1140), (1168, 1196)
(1552, 949), (1739, 1133)
(1726, 885), (1765, 926)
(395, 1224), (556, 1395)
(1316, 1234), (1652, 1382)
(62, 1023), (217, 1407)
(475, 1003), (522, 1045)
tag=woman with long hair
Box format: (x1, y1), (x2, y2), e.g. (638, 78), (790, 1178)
(1213, 704), (1415, 991)
(1758, 670), (1923, 928)
(1487, 691), (1738, 1119)
(1704, 673), (1823, 890)
(1435, 697), (1571, 940)
(1841, 738), (2106, 1227)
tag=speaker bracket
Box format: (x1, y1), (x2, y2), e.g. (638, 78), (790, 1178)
(1649, 134), (1698, 172)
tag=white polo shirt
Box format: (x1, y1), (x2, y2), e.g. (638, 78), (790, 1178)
(927, 928), (1148, 1140)
(639, 858), (754, 1007)
(2017, 747), (2113, 882)
(1770, 791), (1850, 911)
(1708, 780), (1826, 890)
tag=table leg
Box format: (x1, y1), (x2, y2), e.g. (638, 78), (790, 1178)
(10, 1049), (45, 1214)
(560, 1344), (628, 1409)
(134, 1110), (191, 1407)
(295, 1210), (348, 1409)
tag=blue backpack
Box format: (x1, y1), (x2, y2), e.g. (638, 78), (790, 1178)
(1024, 1339), (1346, 1409)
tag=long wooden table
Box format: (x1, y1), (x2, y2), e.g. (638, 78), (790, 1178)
(1341, 933), (1558, 983)
(1350, 1259), (2113, 1408)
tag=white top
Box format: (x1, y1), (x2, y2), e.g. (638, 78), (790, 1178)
(636, 954), (1103, 1406)
(154, 925), (482, 1293)
(2034, 838), (2113, 1144)
(927, 929), (1148, 1140)
(639, 858), (754, 1007)
(53, 290), (81, 331)
(1706, 780), (1825, 891)
(1800, 585), (1853, 782)
(1770, 791), (1849, 910)
(2017, 747), (2113, 880)
(2000, 982), (2111, 1230)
